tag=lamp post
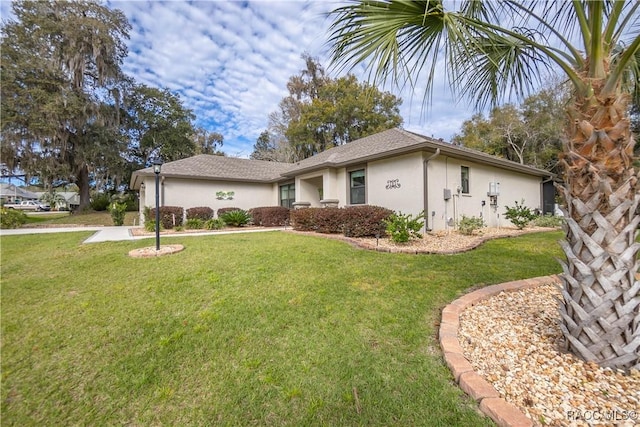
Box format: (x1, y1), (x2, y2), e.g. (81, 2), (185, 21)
(153, 159), (162, 251)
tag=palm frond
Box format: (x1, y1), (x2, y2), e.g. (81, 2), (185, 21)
(449, 28), (550, 110)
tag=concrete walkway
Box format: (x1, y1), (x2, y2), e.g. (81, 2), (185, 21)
(0, 226), (282, 244)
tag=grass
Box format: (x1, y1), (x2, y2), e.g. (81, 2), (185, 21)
(1, 230), (563, 426)
(23, 210), (140, 226)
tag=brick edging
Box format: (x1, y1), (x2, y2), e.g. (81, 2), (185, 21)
(439, 275), (560, 427)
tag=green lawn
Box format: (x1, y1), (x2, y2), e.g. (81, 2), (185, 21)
(23, 210), (140, 226)
(1, 230), (563, 426)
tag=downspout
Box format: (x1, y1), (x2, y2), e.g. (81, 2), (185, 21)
(423, 148), (440, 232)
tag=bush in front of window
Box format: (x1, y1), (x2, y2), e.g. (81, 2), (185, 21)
(290, 205), (392, 237)
(290, 208), (318, 231)
(186, 207), (214, 221)
(342, 205), (393, 238)
(249, 206), (290, 226)
(290, 207), (345, 233)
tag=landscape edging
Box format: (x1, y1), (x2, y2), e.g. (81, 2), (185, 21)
(440, 274), (561, 427)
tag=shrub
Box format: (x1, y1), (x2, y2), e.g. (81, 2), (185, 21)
(149, 206), (184, 229)
(217, 207), (241, 217)
(144, 219), (164, 233)
(315, 207), (346, 234)
(504, 199), (537, 230)
(385, 211), (424, 243)
(109, 202), (127, 226)
(0, 208), (27, 229)
(219, 209), (251, 227)
(343, 205), (393, 238)
(458, 215), (485, 235)
(531, 213), (565, 228)
(185, 218), (205, 229)
(186, 207), (214, 221)
(90, 192), (111, 211)
(290, 208), (317, 231)
(205, 218), (225, 230)
(249, 206), (290, 226)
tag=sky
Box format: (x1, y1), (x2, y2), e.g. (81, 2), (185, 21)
(1, 0), (478, 158)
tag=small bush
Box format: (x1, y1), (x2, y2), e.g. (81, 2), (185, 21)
(144, 219), (164, 233)
(219, 209), (251, 227)
(531, 213), (564, 228)
(343, 205), (393, 238)
(458, 215), (485, 235)
(109, 202), (127, 226)
(385, 212), (424, 243)
(186, 207), (214, 221)
(185, 218), (205, 229)
(290, 208), (318, 231)
(205, 218), (225, 230)
(217, 207), (241, 217)
(149, 206), (184, 229)
(249, 206), (290, 226)
(315, 208), (346, 234)
(0, 208), (27, 229)
(90, 192), (111, 211)
(504, 200), (537, 230)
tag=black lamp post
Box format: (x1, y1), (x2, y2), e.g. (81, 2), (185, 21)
(153, 159), (163, 251)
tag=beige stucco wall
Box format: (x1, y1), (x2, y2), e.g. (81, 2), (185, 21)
(138, 176), (277, 222)
(427, 156), (543, 230)
(366, 153), (425, 213)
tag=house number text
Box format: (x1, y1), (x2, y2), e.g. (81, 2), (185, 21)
(385, 179), (401, 189)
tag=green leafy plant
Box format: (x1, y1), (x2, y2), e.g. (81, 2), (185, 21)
(185, 218), (204, 230)
(531, 213), (565, 228)
(109, 202), (127, 226)
(384, 211), (424, 243)
(144, 219), (164, 233)
(0, 208), (28, 229)
(458, 215), (485, 235)
(90, 192), (111, 211)
(219, 209), (251, 227)
(504, 200), (537, 230)
(205, 218), (225, 230)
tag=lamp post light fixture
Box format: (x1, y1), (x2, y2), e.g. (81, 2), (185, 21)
(152, 159), (163, 251)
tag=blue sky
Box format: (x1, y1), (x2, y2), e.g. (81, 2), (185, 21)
(2, 0), (478, 158)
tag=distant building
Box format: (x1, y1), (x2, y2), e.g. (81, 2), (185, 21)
(0, 183), (39, 203)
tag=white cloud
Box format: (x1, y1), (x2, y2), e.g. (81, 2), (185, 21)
(5, 0), (473, 158)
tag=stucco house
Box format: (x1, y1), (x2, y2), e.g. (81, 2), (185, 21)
(130, 128), (555, 231)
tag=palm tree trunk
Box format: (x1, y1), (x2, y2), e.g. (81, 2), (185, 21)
(557, 93), (640, 371)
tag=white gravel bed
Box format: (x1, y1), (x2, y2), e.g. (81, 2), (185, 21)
(459, 283), (640, 426)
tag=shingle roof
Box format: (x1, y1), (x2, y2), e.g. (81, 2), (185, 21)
(130, 128), (552, 189)
(130, 155), (293, 189)
(282, 128), (551, 177)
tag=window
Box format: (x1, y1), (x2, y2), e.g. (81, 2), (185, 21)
(461, 166), (470, 194)
(280, 183), (295, 208)
(350, 169), (366, 204)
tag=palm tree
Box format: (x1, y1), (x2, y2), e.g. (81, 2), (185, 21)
(328, 0), (639, 371)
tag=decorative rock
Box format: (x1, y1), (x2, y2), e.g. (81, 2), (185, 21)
(128, 244), (185, 258)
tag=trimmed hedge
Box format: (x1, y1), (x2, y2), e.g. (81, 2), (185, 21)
(186, 206), (214, 221)
(290, 205), (393, 237)
(150, 206), (184, 229)
(249, 206), (290, 226)
(343, 205), (393, 237)
(217, 207), (241, 217)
